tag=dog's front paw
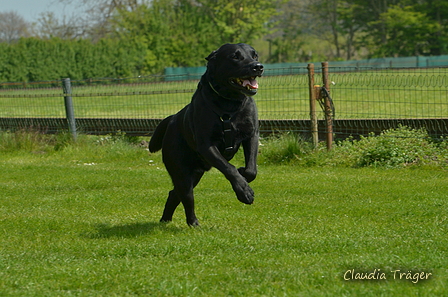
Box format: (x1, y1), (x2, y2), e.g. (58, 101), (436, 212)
(233, 179), (254, 204)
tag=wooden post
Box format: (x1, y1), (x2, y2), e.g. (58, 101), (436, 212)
(307, 63), (318, 149)
(321, 62), (333, 150)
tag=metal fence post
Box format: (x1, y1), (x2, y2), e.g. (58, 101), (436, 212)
(62, 78), (77, 141)
(307, 63), (318, 149)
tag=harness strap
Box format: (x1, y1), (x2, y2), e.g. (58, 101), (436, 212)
(221, 114), (234, 153)
(201, 80), (248, 154)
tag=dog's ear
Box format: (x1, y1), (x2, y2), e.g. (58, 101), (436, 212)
(205, 50), (217, 61)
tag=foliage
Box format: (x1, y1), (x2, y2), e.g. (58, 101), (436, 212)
(259, 133), (313, 164)
(2, 125), (446, 170)
(113, 0), (277, 72)
(34, 11), (83, 40)
(0, 130), (141, 159)
(195, 0), (277, 44)
(352, 0), (448, 58)
(0, 0), (277, 81)
(347, 126), (441, 168)
(286, 0), (448, 61)
(368, 5), (441, 57)
(0, 11), (30, 43)
(0, 129), (73, 153)
(2, 0), (448, 81)
(0, 37), (148, 82)
(259, 126), (447, 169)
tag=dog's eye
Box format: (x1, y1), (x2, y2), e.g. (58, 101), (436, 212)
(252, 51), (258, 60)
(231, 51), (242, 60)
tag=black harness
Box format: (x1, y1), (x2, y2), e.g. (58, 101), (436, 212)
(205, 81), (247, 154)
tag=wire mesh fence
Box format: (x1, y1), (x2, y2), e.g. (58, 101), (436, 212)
(330, 67), (448, 119)
(0, 66), (447, 139)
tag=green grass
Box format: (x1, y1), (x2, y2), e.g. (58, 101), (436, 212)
(0, 133), (447, 296)
(0, 68), (446, 120)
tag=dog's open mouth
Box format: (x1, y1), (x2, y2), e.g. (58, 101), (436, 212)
(231, 76), (259, 91)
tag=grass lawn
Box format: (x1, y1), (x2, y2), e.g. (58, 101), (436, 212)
(0, 139), (447, 296)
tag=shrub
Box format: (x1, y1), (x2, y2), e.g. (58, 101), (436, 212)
(259, 132), (313, 164)
(258, 126), (447, 168)
(0, 129), (55, 153)
(338, 125), (441, 168)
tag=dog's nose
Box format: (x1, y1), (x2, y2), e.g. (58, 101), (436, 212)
(253, 63), (264, 73)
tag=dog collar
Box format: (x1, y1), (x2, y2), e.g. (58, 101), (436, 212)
(208, 81), (248, 102)
(204, 81), (248, 117)
(208, 82), (232, 100)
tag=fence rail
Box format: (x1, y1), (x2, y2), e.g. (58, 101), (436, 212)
(0, 65), (447, 141)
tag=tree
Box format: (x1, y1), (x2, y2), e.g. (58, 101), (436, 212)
(57, 0), (143, 40)
(337, 0), (365, 60)
(0, 11), (31, 43)
(196, 0), (278, 44)
(265, 0), (308, 63)
(301, 0), (447, 59)
(409, 0), (448, 55)
(113, 1), (174, 73)
(112, 0), (278, 72)
(303, 0), (367, 60)
(369, 5), (440, 57)
(34, 12), (83, 39)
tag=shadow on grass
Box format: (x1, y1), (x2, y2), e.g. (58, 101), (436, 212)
(83, 221), (185, 239)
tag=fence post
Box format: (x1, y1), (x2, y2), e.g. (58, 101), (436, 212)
(321, 62), (333, 150)
(62, 78), (77, 141)
(307, 63), (318, 149)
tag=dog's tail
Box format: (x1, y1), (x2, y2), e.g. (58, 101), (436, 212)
(149, 116), (173, 153)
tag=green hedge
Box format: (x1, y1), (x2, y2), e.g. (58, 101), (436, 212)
(0, 38), (148, 83)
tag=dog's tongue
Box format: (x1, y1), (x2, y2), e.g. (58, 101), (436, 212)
(242, 78), (258, 89)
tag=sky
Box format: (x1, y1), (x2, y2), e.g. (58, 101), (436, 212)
(0, 0), (75, 22)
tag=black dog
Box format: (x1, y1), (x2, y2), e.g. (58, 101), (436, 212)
(149, 43), (263, 226)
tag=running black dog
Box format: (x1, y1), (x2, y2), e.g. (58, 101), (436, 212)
(149, 43), (263, 226)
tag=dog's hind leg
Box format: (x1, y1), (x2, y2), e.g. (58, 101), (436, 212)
(180, 190), (199, 226)
(160, 169), (204, 226)
(181, 169), (204, 226)
(160, 190), (181, 223)
(159, 118), (206, 226)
